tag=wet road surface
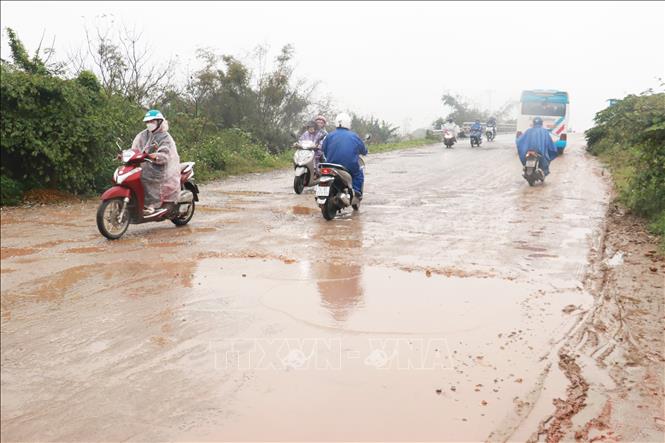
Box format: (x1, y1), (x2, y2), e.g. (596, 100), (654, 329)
(1, 134), (612, 441)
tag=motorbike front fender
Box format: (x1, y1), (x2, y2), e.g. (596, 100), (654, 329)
(294, 166), (308, 177)
(101, 186), (130, 201)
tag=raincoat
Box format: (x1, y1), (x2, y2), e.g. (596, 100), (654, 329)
(322, 128), (367, 194)
(299, 129), (327, 166)
(131, 120), (181, 208)
(442, 122), (459, 138)
(299, 128), (327, 144)
(516, 125), (558, 175)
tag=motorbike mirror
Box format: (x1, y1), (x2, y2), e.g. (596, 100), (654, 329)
(290, 131), (298, 140)
(364, 134), (372, 142)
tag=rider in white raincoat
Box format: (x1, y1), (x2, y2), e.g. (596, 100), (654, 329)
(131, 109), (181, 214)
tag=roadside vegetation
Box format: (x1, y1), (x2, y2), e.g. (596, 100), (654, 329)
(0, 28), (410, 205)
(585, 90), (665, 249)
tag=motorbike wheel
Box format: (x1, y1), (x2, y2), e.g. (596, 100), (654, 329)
(321, 197), (337, 220)
(171, 200), (195, 226)
(97, 198), (130, 240)
(293, 175), (305, 194)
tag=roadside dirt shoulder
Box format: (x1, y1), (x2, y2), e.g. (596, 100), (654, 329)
(533, 203), (664, 442)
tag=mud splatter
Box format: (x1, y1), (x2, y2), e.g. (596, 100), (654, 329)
(0, 248), (39, 260)
(65, 246), (107, 254)
(291, 206), (318, 215)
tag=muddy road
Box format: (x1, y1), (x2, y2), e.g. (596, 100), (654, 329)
(1, 134), (661, 441)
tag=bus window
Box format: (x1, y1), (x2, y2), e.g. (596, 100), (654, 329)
(521, 101), (566, 117)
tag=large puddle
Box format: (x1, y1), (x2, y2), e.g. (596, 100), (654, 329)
(157, 257), (593, 441)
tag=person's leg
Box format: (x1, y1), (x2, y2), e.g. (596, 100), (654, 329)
(540, 155), (551, 176)
(351, 169), (364, 196)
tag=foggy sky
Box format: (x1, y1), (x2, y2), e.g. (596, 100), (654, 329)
(2, 1), (664, 131)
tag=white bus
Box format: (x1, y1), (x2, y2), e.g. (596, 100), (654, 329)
(517, 90), (569, 151)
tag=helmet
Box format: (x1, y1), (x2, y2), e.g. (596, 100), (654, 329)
(315, 115), (327, 125)
(533, 116), (543, 127)
(334, 112), (352, 129)
(305, 120), (317, 129)
(143, 109), (165, 122)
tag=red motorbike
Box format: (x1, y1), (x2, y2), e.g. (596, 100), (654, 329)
(96, 146), (199, 239)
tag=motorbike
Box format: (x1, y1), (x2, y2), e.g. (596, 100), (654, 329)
(485, 125), (496, 142)
(523, 150), (545, 186)
(442, 130), (456, 148)
(314, 135), (370, 220)
(470, 129), (483, 147)
(292, 135), (324, 194)
(96, 142), (199, 240)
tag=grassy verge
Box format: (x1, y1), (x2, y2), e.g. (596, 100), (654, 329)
(368, 138), (434, 154)
(585, 92), (664, 252)
(196, 137), (434, 181)
(597, 148), (665, 252)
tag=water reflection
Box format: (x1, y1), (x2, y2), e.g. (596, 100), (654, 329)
(309, 218), (365, 322)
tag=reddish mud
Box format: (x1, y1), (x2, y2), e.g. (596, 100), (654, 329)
(1, 134), (662, 441)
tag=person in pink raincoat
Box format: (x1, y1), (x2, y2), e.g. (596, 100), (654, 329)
(131, 109), (181, 215)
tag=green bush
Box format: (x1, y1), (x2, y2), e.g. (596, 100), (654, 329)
(175, 127), (289, 181)
(0, 174), (24, 205)
(585, 92), (665, 244)
(1, 63), (142, 195)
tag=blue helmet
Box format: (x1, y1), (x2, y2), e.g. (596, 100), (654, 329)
(143, 109), (165, 122)
(533, 117), (543, 127)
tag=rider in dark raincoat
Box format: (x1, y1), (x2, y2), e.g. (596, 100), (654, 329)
(322, 112), (367, 197)
(516, 116), (558, 175)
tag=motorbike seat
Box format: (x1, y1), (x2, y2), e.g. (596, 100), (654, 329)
(318, 162), (350, 173)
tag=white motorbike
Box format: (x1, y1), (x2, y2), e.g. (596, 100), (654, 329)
(292, 139), (322, 194)
(486, 125), (496, 142)
(442, 130), (456, 148)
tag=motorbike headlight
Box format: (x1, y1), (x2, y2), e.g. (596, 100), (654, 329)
(295, 150), (314, 164)
(122, 150), (134, 163)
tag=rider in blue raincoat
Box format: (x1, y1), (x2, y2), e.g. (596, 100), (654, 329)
(470, 120), (483, 139)
(322, 112), (368, 197)
(516, 116), (558, 175)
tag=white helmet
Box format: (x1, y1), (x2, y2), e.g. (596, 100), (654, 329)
(334, 112), (352, 129)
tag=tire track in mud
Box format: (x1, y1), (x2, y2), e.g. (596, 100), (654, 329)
(525, 203), (665, 442)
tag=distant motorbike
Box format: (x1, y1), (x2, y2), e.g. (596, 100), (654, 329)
(96, 143), (199, 240)
(442, 130), (456, 148)
(485, 125), (496, 142)
(523, 150), (545, 186)
(292, 138), (323, 194)
(315, 135), (370, 220)
(470, 129), (483, 147)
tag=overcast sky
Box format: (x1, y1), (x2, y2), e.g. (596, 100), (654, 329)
(2, 1), (664, 131)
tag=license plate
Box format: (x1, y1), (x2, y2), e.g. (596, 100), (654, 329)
(315, 186), (330, 197)
(526, 159), (536, 167)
